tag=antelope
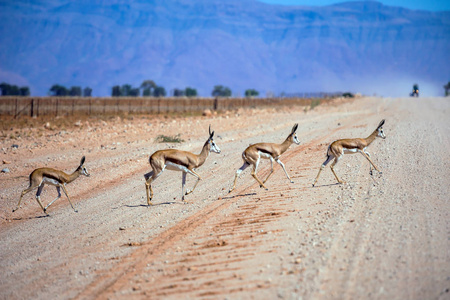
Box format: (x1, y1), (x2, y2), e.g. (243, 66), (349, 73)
(312, 119), (386, 186)
(13, 156), (90, 214)
(229, 123), (300, 193)
(144, 126), (221, 205)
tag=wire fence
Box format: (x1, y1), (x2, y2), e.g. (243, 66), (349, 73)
(0, 94), (342, 118)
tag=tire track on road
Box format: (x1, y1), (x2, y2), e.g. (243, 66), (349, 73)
(76, 114), (373, 299)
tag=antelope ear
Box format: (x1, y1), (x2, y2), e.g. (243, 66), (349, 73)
(80, 156), (86, 166)
(378, 119), (385, 129)
(292, 123), (298, 134)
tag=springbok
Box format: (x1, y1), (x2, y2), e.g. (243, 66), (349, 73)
(14, 156), (90, 214)
(229, 123), (300, 193)
(312, 119), (386, 186)
(144, 126), (220, 205)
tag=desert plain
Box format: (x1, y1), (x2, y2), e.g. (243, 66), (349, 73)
(0, 96), (449, 299)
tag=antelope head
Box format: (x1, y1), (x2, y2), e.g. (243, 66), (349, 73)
(208, 125), (221, 154)
(290, 123), (300, 145)
(78, 156), (90, 177)
(376, 119), (386, 139)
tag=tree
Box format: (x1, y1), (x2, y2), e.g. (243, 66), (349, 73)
(173, 88), (185, 97)
(112, 85), (121, 97)
(83, 87), (92, 97)
(112, 84), (141, 96)
(245, 89), (259, 97)
(0, 82), (11, 95)
(142, 88), (151, 96)
(9, 85), (20, 96)
(153, 85), (166, 97)
(121, 84), (132, 96)
(69, 86), (82, 96)
(0, 82), (29, 96)
(212, 85), (232, 97)
(19, 87), (30, 96)
(444, 81), (450, 96)
(129, 88), (140, 97)
(49, 84), (68, 96)
(185, 87), (197, 97)
(141, 80), (156, 96)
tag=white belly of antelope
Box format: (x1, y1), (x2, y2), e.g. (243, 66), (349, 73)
(343, 148), (358, 154)
(165, 161), (191, 173)
(259, 152), (272, 159)
(41, 177), (61, 186)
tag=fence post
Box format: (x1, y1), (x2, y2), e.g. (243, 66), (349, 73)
(30, 99), (34, 117)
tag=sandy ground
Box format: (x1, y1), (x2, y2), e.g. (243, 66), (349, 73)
(0, 96), (449, 300)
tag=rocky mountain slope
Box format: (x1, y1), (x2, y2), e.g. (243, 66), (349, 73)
(0, 0), (449, 96)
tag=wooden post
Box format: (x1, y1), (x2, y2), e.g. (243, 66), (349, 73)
(30, 99), (34, 117)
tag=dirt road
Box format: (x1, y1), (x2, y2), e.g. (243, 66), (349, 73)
(1, 97), (449, 300)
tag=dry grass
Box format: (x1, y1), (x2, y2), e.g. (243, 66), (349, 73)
(155, 134), (184, 143)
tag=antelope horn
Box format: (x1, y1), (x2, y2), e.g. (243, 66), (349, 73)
(209, 125), (214, 138)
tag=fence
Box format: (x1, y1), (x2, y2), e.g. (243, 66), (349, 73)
(0, 95), (341, 118)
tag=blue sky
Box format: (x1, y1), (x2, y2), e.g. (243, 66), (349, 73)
(258, 0), (450, 11)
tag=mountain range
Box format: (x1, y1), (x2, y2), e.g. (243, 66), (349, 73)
(0, 0), (449, 97)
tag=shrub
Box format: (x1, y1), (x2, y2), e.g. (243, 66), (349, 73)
(155, 134), (184, 143)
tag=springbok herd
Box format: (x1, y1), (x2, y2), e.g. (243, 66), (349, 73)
(13, 120), (386, 215)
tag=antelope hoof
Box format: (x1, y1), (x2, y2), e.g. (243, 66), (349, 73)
(74, 209), (79, 213)
(290, 180), (294, 183)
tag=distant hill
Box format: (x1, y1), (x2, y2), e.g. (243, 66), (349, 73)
(0, 0), (449, 97)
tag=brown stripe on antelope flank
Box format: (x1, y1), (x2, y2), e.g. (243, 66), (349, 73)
(255, 147), (272, 155)
(165, 157), (189, 168)
(42, 172), (64, 183)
